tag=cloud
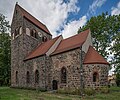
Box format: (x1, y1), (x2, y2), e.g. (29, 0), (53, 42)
(111, 1), (120, 15)
(0, 0), (80, 37)
(88, 0), (106, 15)
(61, 16), (87, 38)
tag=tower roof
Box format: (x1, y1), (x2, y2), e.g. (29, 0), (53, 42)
(15, 4), (51, 35)
(52, 29), (90, 55)
(83, 46), (109, 65)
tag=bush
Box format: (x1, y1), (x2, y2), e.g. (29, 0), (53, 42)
(84, 88), (95, 96)
(36, 87), (47, 92)
(99, 86), (109, 93)
(57, 87), (81, 95)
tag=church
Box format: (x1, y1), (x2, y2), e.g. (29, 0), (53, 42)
(11, 4), (109, 90)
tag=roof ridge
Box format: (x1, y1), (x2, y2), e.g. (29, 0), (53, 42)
(15, 4), (51, 35)
(63, 29), (90, 41)
(16, 4), (46, 27)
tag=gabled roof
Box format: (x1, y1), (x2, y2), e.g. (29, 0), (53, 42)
(83, 46), (109, 65)
(52, 29), (90, 55)
(25, 36), (60, 60)
(15, 4), (51, 35)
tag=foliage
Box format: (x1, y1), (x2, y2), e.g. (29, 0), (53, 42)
(57, 87), (81, 95)
(99, 86), (109, 93)
(0, 13), (11, 86)
(84, 88), (95, 96)
(0, 87), (120, 100)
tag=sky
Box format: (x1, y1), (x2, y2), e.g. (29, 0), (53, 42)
(0, 0), (120, 39)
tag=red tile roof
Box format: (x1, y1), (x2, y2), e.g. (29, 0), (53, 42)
(16, 4), (51, 35)
(52, 29), (90, 55)
(25, 36), (60, 60)
(83, 46), (109, 65)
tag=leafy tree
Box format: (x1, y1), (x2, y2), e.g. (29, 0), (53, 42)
(78, 13), (120, 86)
(0, 13), (11, 86)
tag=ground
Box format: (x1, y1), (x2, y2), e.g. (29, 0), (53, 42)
(0, 87), (120, 100)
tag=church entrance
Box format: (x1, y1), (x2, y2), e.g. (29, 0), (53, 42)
(52, 80), (58, 90)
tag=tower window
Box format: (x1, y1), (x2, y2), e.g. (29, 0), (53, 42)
(16, 71), (18, 84)
(26, 71), (30, 84)
(26, 28), (30, 36)
(35, 70), (39, 84)
(93, 72), (99, 82)
(61, 67), (67, 83)
(31, 29), (37, 38)
(15, 28), (19, 37)
(42, 36), (47, 42)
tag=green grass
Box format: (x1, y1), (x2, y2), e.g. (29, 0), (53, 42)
(0, 87), (120, 100)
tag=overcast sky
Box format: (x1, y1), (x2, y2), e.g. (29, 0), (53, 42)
(0, 0), (120, 38)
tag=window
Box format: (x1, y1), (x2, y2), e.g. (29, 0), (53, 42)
(16, 71), (18, 84)
(93, 72), (99, 82)
(61, 67), (67, 83)
(42, 36), (47, 42)
(26, 28), (30, 36)
(19, 26), (22, 34)
(31, 29), (37, 38)
(35, 70), (39, 84)
(15, 28), (19, 37)
(12, 33), (15, 40)
(26, 71), (30, 84)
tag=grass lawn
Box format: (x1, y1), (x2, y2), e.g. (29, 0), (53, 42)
(0, 87), (120, 100)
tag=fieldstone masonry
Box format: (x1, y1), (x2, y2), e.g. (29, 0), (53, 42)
(11, 4), (109, 90)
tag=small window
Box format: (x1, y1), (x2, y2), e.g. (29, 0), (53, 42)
(16, 71), (18, 84)
(15, 28), (19, 37)
(26, 28), (30, 36)
(35, 70), (39, 84)
(31, 29), (37, 38)
(42, 36), (47, 42)
(61, 67), (67, 83)
(93, 72), (99, 82)
(26, 71), (30, 84)
(12, 33), (15, 40)
(19, 26), (22, 34)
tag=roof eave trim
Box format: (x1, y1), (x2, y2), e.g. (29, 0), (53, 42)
(24, 54), (45, 61)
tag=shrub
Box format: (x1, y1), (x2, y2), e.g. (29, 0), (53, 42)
(57, 87), (81, 95)
(99, 86), (109, 93)
(84, 88), (95, 96)
(36, 87), (47, 92)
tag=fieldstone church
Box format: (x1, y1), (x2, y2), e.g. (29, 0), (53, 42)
(11, 4), (109, 90)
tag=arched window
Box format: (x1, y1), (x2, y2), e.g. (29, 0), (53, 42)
(26, 71), (30, 84)
(61, 67), (67, 83)
(35, 70), (39, 84)
(19, 26), (22, 34)
(12, 33), (15, 40)
(15, 28), (19, 37)
(26, 28), (30, 36)
(31, 29), (37, 38)
(93, 72), (99, 82)
(42, 36), (47, 42)
(16, 71), (18, 84)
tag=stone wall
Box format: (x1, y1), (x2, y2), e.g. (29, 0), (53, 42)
(83, 64), (109, 88)
(23, 18), (52, 42)
(51, 48), (82, 89)
(11, 6), (52, 88)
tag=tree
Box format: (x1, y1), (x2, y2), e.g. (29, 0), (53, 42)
(0, 13), (11, 86)
(78, 13), (120, 86)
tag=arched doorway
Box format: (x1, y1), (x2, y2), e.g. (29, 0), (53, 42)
(52, 80), (58, 90)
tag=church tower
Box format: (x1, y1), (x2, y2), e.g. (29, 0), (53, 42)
(11, 3), (52, 87)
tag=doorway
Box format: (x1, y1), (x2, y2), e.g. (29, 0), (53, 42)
(52, 80), (58, 90)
